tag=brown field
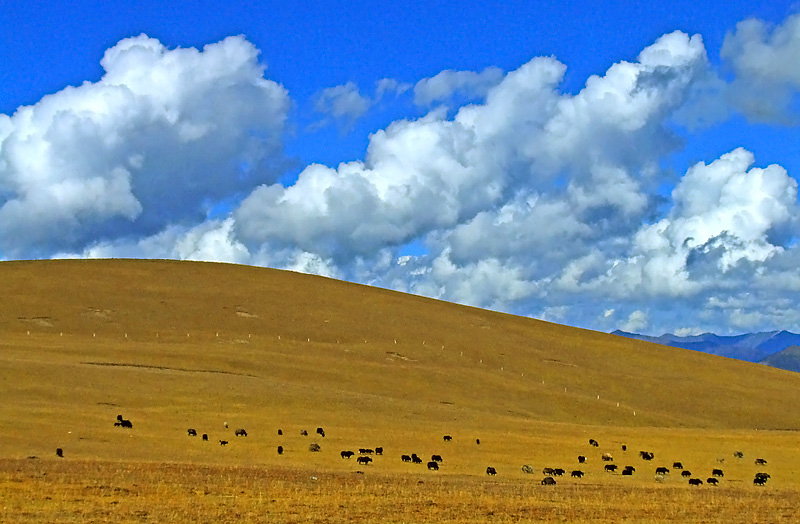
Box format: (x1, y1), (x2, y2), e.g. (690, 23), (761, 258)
(1, 259), (800, 522)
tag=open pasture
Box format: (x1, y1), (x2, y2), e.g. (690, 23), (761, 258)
(2, 259), (800, 522)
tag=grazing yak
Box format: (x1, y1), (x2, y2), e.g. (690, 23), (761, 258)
(542, 467), (555, 476)
(300, 430), (308, 436)
(706, 477), (718, 485)
(375, 447), (384, 455)
(114, 415), (133, 428)
(521, 465), (535, 474)
(219, 440), (228, 446)
(56, 448), (63, 458)
(578, 455), (586, 464)
(689, 478), (703, 486)
(604, 464), (618, 473)
(589, 439), (599, 447)
(427, 461), (439, 471)
(681, 470), (692, 478)
(356, 456), (373, 465)
(622, 466), (635, 475)
(755, 458), (768, 465)
(754, 473), (769, 485)
(316, 427), (326, 438)
(277, 429), (283, 436)
(341, 450), (355, 459)
(277, 446), (283, 455)
(359, 448), (374, 455)
(602, 453), (613, 462)
(431, 454), (443, 462)
(655, 467), (669, 475)
(411, 454), (423, 464)
(235, 428), (247, 437)
(476, 439), (480, 445)
(571, 470), (584, 478)
(309, 443), (321, 452)
(202, 434), (208, 441)
(734, 451), (744, 458)
(486, 466), (497, 476)
(541, 477), (556, 485)
(639, 451), (654, 461)
(187, 428), (197, 437)
(401, 454), (412, 463)
(712, 468), (724, 477)
(443, 435), (452, 442)
(672, 462), (683, 469)
(621, 444), (627, 451)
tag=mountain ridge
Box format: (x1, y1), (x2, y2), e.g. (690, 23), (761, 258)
(611, 329), (800, 367)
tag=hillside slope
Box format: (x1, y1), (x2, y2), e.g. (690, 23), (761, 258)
(2, 259), (800, 464)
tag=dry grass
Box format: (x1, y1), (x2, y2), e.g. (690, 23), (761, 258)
(2, 259), (800, 522)
(2, 459), (799, 523)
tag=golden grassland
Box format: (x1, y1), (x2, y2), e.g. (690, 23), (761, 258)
(1, 259), (800, 522)
(2, 459), (800, 523)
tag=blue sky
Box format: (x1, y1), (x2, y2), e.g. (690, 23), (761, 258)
(2, 1), (800, 335)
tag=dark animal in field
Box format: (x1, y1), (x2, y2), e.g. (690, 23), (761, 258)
(706, 477), (718, 485)
(357, 456), (372, 465)
(359, 448), (374, 454)
(277, 429), (282, 435)
(688, 478), (703, 486)
(755, 458), (768, 465)
(300, 430), (308, 436)
(655, 467), (669, 475)
(443, 435), (452, 442)
(309, 442), (321, 452)
(571, 470), (584, 478)
(622, 466), (635, 475)
(202, 434), (208, 441)
(431, 454), (443, 462)
(411, 454), (423, 464)
(541, 477), (556, 485)
(672, 462), (683, 469)
(235, 428), (247, 437)
(553, 468), (565, 476)
(486, 466), (497, 476)
(375, 447), (383, 455)
(476, 438), (480, 445)
(542, 467), (555, 476)
(602, 453), (613, 462)
(589, 439), (599, 447)
(639, 451), (654, 460)
(712, 468), (724, 477)
(604, 464), (617, 472)
(427, 461), (439, 470)
(277, 446), (283, 455)
(754, 472), (770, 486)
(734, 451), (744, 458)
(578, 455), (586, 464)
(114, 419), (133, 428)
(316, 427), (325, 437)
(401, 454), (412, 462)
(219, 440), (228, 446)
(681, 470), (692, 477)
(521, 465), (534, 474)
(187, 428), (197, 437)
(621, 444), (627, 451)
(341, 451), (355, 459)
(56, 448), (63, 458)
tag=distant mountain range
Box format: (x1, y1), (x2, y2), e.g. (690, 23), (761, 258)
(611, 329), (800, 372)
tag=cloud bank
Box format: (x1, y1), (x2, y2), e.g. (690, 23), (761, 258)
(4, 14), (800, 336)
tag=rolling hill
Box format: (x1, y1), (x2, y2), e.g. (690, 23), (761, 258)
(2, 259), (800, 467)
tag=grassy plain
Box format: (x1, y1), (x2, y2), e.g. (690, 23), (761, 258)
(1, 259), (800, 522)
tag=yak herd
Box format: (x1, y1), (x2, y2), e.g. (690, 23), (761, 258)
(107, 415), (772, 488)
